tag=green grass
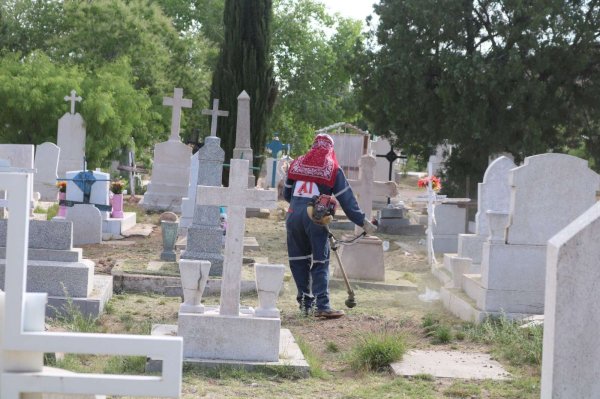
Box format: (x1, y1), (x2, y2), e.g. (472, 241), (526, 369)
(50, 292), (99, 333)
(34, 205), (47, 213)
(464, 317), (543, 366)
(296, 337), (330, 379)
(103, 356), (147, 374)
(348, 332), (406, 372)
(343, 377), (437, 399)
(444, 381), (481, 397)
(46, 203), (59, 220)
(325, 341), (340, 353)
(432, 325), (453, 344)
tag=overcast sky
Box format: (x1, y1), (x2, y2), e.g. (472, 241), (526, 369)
(320, 0), (378, 23)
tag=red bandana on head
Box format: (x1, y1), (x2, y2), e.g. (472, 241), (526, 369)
(288, 134), (339, 188)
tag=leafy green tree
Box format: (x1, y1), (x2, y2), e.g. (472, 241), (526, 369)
(0, 53), (155, 168)
(210, 0), (276, 177)
(359, 0), (600, 194)
(271, 0), (365, 155)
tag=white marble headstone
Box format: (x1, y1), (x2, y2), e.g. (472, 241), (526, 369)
(507, 153), (600, 245)
(34, 142), (60, 201)
(65, 170), (110, 210)
(542, 201), (600, 398)
(475, 156), (516, 237)
(56, 105), (86, 178)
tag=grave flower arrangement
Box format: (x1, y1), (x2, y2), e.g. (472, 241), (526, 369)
(110, 180), (125, 194)
(417, 175), (442, 191)
(56, 181), (67, 193)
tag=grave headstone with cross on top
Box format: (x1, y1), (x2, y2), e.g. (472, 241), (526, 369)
(163, 87), (192, 142)
(57, 90), (86, 177)
(180, 99), (228, 274)
(141, 88), (192, 212)
(197, 159), (277, 314)
(171, 159), (285, 364)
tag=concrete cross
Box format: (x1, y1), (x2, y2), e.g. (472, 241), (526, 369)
(64, 90), (82, 115)
(202, 99), (229, 137)
(197, 159), (277, 316)
(163, 88), (192, 141)
(348, 154), (398, 235)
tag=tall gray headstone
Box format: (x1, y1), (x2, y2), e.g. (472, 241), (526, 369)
(34, 142), (60, 201)
(57, 90), (86, 178)
(232, 91), (255, 187)
(542, 201), (600, 398)
(180, 136), (225, 276)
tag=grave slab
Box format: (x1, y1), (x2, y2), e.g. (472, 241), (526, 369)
(391, 350), (511, 380)
(102, 212), (137, 239)
(149, 326), (308, 376)
(122, 223), (154, 237)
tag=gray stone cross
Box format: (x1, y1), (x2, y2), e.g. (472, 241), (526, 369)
(202, 99), (229, 137)
(197, 159), (277, 316)
(64, 90), (82, 115)
(348, 154), (398, 235)
(163, 88), (193, 141)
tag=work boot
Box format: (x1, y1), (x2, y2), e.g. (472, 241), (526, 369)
(314, 308), (345, 319)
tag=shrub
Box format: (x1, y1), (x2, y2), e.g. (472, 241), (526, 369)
(349, 332), (406, 372)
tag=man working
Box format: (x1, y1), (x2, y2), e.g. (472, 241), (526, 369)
(283, 134), (377, 319)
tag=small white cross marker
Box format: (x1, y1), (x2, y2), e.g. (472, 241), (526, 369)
(64, 90), (82, 115)
(163, 88), (193, 141)
(202, 99), (229, 137)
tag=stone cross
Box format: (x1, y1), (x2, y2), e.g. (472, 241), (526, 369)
(375, 146), (406, 204)
(64, 90), (82, 115)
(197, 159), (277, 316)
(202, 99), (229, 137)
(348, 154), (398, 235)
(0, 170), (182, 398)
(163, 88), (192, 141)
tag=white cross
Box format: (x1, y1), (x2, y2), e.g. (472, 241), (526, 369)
(64, 90), (82, 115)
(202, 99), (229, 137)
(163, 88), (192, 141)
(348, 154), (398, 235)
(197, 159), (277, 316)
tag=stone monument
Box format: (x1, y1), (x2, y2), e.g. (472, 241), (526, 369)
(336, 154), (398, 282)
(180, 99), (229, 229)
(441, 153), (600, 322)
(34, 142), (60, 201)
(436, 156), (515, 287)
(232, 91), (255, 187)
(0, 168), (182, 398)
(57, 90), (86, 178)
(180, 99), (228, 276)
(541, 201), (600, 398)
(153, 160), (289, 364)
(141, 88), (192, 212)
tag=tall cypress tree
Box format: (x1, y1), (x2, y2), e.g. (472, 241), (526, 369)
(211, 0), (276, 181)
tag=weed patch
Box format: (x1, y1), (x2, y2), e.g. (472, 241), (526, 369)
(464, 317), (543, 366)
(348, 331), (406, 372)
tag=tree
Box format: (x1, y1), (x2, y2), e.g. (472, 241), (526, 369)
(359, 0), (600, 195)
(271, 0), (365, 154)
(0, 0), (216, 155)
(0, 53), (154, 168)
(210, 0), (276, 178)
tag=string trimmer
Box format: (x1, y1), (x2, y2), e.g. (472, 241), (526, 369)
(325, 226), (365, 308)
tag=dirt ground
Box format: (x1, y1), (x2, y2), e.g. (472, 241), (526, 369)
(50, 183), (540, 398)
